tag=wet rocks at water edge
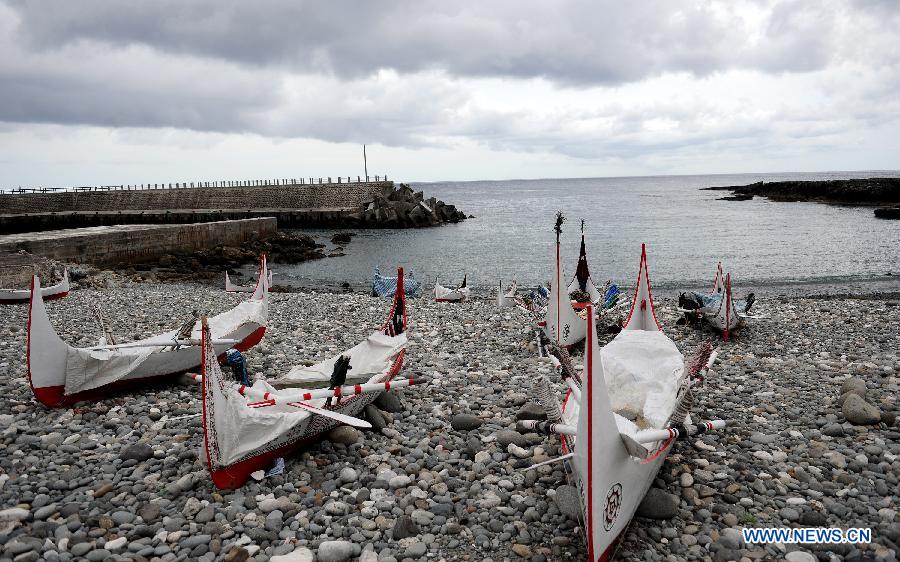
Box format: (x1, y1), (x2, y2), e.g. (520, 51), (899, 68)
(0, 282), (897, 561)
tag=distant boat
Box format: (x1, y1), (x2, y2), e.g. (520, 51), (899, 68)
(0, 269), (69, 304)
(372, 267), (420, 297)
(434, 274), (469, 302)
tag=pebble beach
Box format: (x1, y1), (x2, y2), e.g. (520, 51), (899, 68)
(0, 280), (898, 562)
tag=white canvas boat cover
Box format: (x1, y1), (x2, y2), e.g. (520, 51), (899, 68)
(600, 329), (684, 429)
(62, 262), (268, 395)
(201, 322), (316, 467)
(271, 331), (408, 387)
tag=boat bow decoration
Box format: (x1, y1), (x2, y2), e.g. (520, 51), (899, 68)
(543, 213), (587, 347)
(566, 220), (603, 304)
(201, 267), (410, 489)
(27, 256), (269, 407)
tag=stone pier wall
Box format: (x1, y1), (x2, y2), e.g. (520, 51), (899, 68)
(0, 181), (392, 214)
(0, 218), (276, 265)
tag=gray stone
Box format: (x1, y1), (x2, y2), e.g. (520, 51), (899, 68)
(554, 485), (582, 519)
(363, 405), (387, 431)
(496, 430), (529, 448)
(450, 413), (482, 431)
(317, 540), (355, 562)
(636, 488), (679, 520)
(392, 515), (420, 540)
(120, 442), (153, 462)
(840, 377), (867, 397)
(327, 425), (361, 445)
(374, 392), (403, 413)
(842, 394), (881, 425)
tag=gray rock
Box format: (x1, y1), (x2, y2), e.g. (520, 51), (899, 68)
(636, 488), (679, 519)
(785, 551), (817, 562)
(840, 377), (867, 397)
(450, 414), (482, 431)
(404, 541), (427, 558)
(392, 515), (420, 540)
(363, 405), (387, 431)
(327, 425), (360, 445)
(317, 540), (355, 562)
(516, 403), (547, 421)
(374, 392), (403, 413)
(822, 423), (844, 437)
(120, 442), (153, 462)
(842, 393), (881, 425)
(496, 430), (529, 448)
(339, 467), (358, 484)
(554, 485), (582, 519)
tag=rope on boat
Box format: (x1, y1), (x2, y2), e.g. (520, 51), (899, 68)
(532, 374), (563, 423)
(633, 420), (727, 444)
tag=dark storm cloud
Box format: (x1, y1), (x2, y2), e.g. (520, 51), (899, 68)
(0, 0), (897, 158)
(0, 0), (865, 84)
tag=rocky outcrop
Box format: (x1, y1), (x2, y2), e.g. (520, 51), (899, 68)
(874, 206), (900, 219)
(347, 183), (467, 228)
(705, 178), (900, 206)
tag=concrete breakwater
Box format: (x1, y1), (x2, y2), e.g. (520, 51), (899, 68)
(0, 181), (467, 234)
(0, 218), (276, 267)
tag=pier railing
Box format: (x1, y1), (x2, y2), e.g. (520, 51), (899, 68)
(0, 175), (389, 195)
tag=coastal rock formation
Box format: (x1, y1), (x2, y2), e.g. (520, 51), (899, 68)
(347, 183), (466, 228)
(874, 206), (900, 219)
(706, 177), (900, 206)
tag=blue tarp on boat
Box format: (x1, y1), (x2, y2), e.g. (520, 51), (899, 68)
(372, 268), (420, 297)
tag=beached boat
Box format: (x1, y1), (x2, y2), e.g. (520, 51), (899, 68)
(567, 221), (603, 304)
(542, 213), (587, 347)
(497, 280), (518, 308)
(372, 267), (420, 297)
(434, 275), (470, 302)
(198, 268), (410, 489)
(225, 269), (274, 292)
(1, 269), (69, 304)
(525, 244), (725, 560)
(27, 257), (269, 408)
(679, 263), (754, 340)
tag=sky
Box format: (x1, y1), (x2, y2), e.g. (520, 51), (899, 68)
(0, 0), (898, 186)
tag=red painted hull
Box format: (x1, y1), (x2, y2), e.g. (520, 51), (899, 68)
(1, 290), (69, 305)
(30, 326), (266, 408)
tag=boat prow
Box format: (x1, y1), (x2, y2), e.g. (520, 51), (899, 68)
(28, 256), (270, 407)
(543, 213), (587, 347)
(497, 280), (518, 308)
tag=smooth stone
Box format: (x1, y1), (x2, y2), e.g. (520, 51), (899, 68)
(270, 546), (315, 562)
(450, 414), (483, 431)
(392, 515), (420, 540)
(785, 551), (817, 562)
(317, 540), (355, 562)
(120, 443), (153, 462)
(843, 394), (881, 425)
(636, 488), (678, 520)
(374, 392), (403, 413)
(327, 426), (361, 445)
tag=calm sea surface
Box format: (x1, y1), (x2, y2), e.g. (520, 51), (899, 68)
(265, 171), (900, 293)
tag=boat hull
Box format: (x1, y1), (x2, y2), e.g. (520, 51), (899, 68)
(30, 326), (265, 408)
(1, 270), (70, 304)
(208, 350), (405, 489)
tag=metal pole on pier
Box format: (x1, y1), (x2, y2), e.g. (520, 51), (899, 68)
(363, 144), (368, 180)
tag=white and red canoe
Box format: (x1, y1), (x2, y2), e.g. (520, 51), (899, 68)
(542, 216), (587, 347)
(557, 244), (724, 561)
(27, 256), (269, 408)
(1, 269), (69, 304)
(200, 267), (409, 489)
(434, 274), (470, 302)
(566, 221), (603, 304)
(225, 269), (274, 292)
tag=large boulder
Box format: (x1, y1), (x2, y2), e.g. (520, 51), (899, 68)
(842, 393), (881, 425)
(840, 377), (867, 398)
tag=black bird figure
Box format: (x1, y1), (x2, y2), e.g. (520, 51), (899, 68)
(325, 355), (352, 407)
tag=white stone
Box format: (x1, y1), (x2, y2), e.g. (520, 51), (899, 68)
(105, 537), (127, 551)
(785, 551), (817, 562)
(251, 470), (265, 481)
